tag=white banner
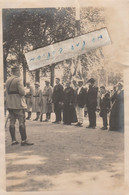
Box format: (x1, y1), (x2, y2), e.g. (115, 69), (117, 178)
(25, 28), (111, 71)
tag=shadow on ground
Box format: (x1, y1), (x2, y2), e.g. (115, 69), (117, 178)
(5, 118), (124, 191)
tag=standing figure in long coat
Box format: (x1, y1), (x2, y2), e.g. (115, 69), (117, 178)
(32, 82), (42, 121)
(109, 82), (124, 132)
(40, 80), (53, 122)
(63, 81), (77, 125)
(99, 86), (110, 130)
(86, 78), (98, 129)
(52, 78), (63, 123)
(25, 82), (34, 120)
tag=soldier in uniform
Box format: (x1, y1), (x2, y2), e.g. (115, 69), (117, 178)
(32, 82), (42, 121)
(86, 78), (98, 129)
(40, 80), (53, 122)
(52, 78), (63, 123)
(6, 65), (34, 146)
(25, 82), (34, 120)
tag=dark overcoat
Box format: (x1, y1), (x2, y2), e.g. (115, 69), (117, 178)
(86, 86), (98, 109)
(109, 90), (124, 131)
(52, 84), (63, 104)
(63, 87), (77, 123)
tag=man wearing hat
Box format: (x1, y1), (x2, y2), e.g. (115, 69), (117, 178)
(32, 82), (42, 121)
(40, 79), (53, 122)
(52, 77), (63, 123)
(25, 82), (34, 120)
(6, 65), (34, 145)
(75, 79), (87, 127)
(86, 78), (98, 129)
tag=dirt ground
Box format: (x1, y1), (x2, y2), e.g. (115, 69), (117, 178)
(5, 113), (125, 193)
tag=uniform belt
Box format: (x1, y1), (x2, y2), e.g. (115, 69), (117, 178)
(33, 95), (39, 97)
(8, 91), (19, 94)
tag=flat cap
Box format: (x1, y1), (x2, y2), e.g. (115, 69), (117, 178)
(100, 86), (105, 90)
(87, 78), (95, 83)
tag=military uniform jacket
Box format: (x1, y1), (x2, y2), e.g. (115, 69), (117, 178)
(86, 86), (98, 108)
(6, 75), (27, 109)
(52, 84), (63, 104)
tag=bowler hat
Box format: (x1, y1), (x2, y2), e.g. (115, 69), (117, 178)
(56, 77), (60, 81)
(87, 78), (95, 83)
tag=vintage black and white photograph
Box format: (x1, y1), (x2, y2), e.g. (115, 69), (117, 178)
(1, 1), (129, 193)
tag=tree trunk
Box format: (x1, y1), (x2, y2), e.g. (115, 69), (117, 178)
(3, 56), (7, 82)
(50, 65), (55, 87)
(35, 69), (40, 83)
(23, 65), (26, 86)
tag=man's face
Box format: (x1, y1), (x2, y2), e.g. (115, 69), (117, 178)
(72, 80), (76, 86)
(56, 79), (60, 85)
(100, 88), (105, 94)
(26, 84), (30, 88)
(117, 84), (122, 90)
(78, 82), (83, 87)
(45, 82), (49, 86)
(66, 82), (70, 88)
(15, 70), (21, 77)
(88, 82), (94, 87)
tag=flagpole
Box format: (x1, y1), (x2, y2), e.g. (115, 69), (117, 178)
(75, 4), (81, 79)
(75, 4), (80, 36)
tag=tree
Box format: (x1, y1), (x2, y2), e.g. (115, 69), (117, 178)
(3, 8), (76, 84)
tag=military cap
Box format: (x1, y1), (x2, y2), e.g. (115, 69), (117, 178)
(34, 82), (40, 86)
(87, 78), (95, 83)
(11, 66), (20, 73)
(45, 79), (50, 83)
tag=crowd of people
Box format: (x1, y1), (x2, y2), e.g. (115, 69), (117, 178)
(5, 65), (124, 146)
(24, 77), (124, 131)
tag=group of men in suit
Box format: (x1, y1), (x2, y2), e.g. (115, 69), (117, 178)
(76, 78), (98, 128)
(52, 77), (102, 129)
(52, 77), (111, 130)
